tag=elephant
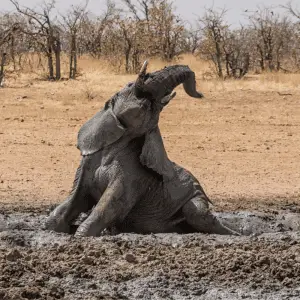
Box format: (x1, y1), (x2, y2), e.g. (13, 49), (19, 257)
(45, 62), (238, 237)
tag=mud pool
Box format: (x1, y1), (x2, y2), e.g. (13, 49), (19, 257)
(1, 210), (300, 299)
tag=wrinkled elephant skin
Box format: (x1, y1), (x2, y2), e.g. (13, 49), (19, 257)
(45, 63), (238, 237)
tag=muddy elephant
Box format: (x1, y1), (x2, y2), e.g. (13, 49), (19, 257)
(45, 62), (237, 236)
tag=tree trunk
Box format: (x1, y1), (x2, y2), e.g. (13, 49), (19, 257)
(46, 42), (54, 80)
(69, 35), (77, 79)
(18, 54), (23, 70)
(225, 53), (230, 77)
(55, 52), (61, 80)
(10, 36), (16, 71)
(215, 41), (223, 78)
(257, 46), (265, 71)
(124, 38), (132, 73)
(55, 39), (61, 80)
(0, 53), (7, 87)
(48, 54), (54, 79)
(241, 54), (250, 77)
(47, 36), (54, 80)
(125, 48), (130, 73)
(74, 51), (77, 78)
(69, 53), (73, 79)
(275, 43), (283, 72)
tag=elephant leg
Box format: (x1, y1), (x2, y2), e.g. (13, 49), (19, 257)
(182, 198), (240, 235)
(45, 165), (96, 233)
(75, 179), (130, 237)
(45, 193), (96, 233)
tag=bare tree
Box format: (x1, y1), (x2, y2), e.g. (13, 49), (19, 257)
(222, 27), (251, 78)
(185, 24), (202, 54)
(198, 8), (228, 78)
(0, 52), (7, 86)
(121, 0), (185, 65)
(282, 1), (300, 70)
(283, 1), (300, 19)
(246, 7), (292, 72)
(10, 0), (62, 80)
(62, 1), (89, 79)
(121, 0), (151, 22)
(1, 0), (299, 81)
(78, 0), (118, 58)
(0, 21), (19, 86)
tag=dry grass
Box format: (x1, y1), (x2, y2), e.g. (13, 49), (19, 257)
(259, 72), (300, 87)
(3, 53), (300, 95)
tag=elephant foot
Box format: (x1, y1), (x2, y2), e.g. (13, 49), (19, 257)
(44, 200), (78, 234)
(182, 198), (241, 236)
(215, 222), (241, 236)
(74, 223), (100, 237)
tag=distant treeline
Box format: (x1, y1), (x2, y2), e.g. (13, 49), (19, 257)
(1, 0), (300, 84)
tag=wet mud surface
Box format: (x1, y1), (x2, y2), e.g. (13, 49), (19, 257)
(1, 210), (300, 299)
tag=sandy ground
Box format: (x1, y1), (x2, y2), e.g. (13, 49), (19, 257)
(1, 62), (300, 299)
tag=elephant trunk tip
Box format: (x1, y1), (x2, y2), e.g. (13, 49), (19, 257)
(161, 65), (204, 99)
(183, 70), (204, 99)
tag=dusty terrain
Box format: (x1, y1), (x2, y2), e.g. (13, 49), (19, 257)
(1, 57), (300, 299)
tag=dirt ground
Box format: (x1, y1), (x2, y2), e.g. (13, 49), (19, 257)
(1, 60), (300, 299)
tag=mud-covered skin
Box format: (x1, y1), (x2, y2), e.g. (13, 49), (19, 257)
(1, 211), (300, 300)
(45, 63), (236, 237)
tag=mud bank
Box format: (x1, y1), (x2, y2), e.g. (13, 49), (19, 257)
(1, 211), (300, 299)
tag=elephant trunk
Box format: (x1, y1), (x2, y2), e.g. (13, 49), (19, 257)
(142, 64), (204, 100)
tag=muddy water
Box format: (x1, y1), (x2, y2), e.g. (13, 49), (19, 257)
(1, 211), (300, 299)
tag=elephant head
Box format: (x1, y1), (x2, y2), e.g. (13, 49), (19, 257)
(77, 61), (203, 178)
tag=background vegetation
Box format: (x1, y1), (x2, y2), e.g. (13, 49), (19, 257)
(1, 0), (300, 85)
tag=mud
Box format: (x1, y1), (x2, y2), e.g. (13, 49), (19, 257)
(0, 210), (300, 299)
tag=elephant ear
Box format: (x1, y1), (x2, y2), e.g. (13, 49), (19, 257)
(140, 126), (175, 180)
(77, 107), (126, 156)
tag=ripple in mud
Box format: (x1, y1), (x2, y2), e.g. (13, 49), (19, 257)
(0, 211), (300, 299)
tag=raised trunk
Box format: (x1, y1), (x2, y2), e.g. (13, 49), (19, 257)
(143, 65), (204, 99)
